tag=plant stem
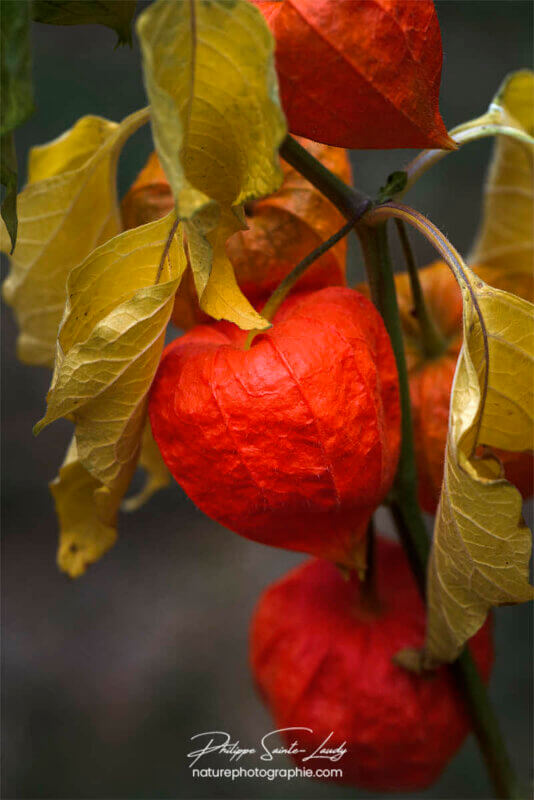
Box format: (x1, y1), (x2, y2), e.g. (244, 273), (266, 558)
(453, 651), (522, 799)
(274, 141), (520, 798)
(391, 502), (521, 800)
(389, 500), (429, 598)
(279, 135), (371, 220)
(394, 218), (447, 359)
(356, 223), (425, 512)
(245, 216), (357, 348)
(357, 220), (433, 587)
(261, 218), (356, 321)
(361, 220), (519, 800)
(400, 119), (533, 197)
(360, 518), (380, 611)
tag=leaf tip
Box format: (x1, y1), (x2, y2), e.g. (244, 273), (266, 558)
(32, 419), (46, 437)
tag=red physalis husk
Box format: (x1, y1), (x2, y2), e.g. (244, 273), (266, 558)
(253, 0), (455, 150)
(149, 287), (400, 567)
(251, 536), (494, 790)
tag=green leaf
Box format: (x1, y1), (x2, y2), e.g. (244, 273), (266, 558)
(137, 0), (287, 330)
(32, 0), (137, 46)
(1, 134), (18, 252)
(0, 0), (35, 249)
(0, 0), (34, 136)
(377, 171), (407, 204)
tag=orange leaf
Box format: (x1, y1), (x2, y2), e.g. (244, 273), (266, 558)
(252, 0), (455, 150)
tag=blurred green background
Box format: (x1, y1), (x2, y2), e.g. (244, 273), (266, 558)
(1, 1), (532, 798)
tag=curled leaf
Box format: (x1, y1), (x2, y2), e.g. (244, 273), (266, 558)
(35, 214), (186, 490)
(426, 269), (534, 664)
(385, 260), (533, 514)
(122, 420), (170, 512)
(137, 0), (286, 329)
(1, 108), (149, 366)
(51, 438), (137, 578)
(469, 70), (534, 299)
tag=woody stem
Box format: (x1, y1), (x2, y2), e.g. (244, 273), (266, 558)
(277, 137), (520, 800)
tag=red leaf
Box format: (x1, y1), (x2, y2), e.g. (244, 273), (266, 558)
(253, 0), (455, 150)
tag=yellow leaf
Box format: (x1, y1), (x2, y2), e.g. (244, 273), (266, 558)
(122, 420), (170, 512)
(426, 269), (534, 664)
(469, 71), (534, 286)
(51, 437), (137, 578)
(1, 108), (149, 366)
(35, 214), (186, 490)
(137, 0), (286, 329)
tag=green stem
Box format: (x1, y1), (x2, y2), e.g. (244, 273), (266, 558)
(453, 651), (522, 799)
(392, 505), (520, 799)
(389, 500), (429, 597)
(360, 518), (380, 611)
(272, 141), (520, 798)
(394, 218), (447, 359)
(156, 215), (180, 284)
(279, 134), (371, 220)
(245, 217), (356, 348)
(400, 119), (534, 197)
(361, 220), (519, 800)
(356, 223), (425, 509)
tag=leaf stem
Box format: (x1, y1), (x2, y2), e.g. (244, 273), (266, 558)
(394, 218), (447, 359)
(364, 201), (491, 454)
(400, 119), (533, 196)
(365, 202), (468, 282)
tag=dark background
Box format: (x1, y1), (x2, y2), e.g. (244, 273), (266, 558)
(1, 1), (533, 798)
